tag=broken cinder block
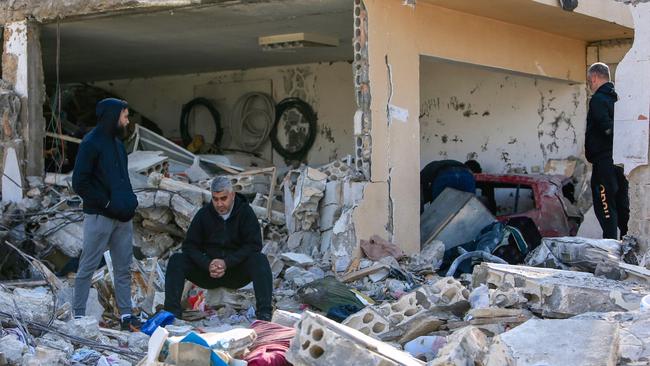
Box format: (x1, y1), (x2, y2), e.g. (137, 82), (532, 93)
(286, 311), (425, 366)
(342, 307), (391, 338)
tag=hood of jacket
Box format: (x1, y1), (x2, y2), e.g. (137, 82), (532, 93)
(96, 98), (128, 137)
(595, 82), (618, 101)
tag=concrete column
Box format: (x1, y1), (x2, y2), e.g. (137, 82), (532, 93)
(2, 20), (46, 178)
(614, 2), (650, 254)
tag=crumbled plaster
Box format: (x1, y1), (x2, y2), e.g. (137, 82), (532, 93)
(536, 89), (580, 162)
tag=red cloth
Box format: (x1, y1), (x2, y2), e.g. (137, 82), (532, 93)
(245, 321), (296, 366)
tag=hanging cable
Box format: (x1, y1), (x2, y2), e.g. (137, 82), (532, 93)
(179, 97), (223, 149)
(270, 97), (318, 161)
(230, 92), (275, 152)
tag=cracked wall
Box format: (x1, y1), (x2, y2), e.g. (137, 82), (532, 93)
(420, 59), (586, 173)
(93, 61), (355, 168)
(361, 0), (588, 254)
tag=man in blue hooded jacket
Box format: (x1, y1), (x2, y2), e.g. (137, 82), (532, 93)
(72, 98), (140, 331)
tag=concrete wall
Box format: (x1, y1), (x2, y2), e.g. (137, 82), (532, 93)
(92, 61), (355, 167)
(420, 59), (587, 173)
(359, 0), (589, 253)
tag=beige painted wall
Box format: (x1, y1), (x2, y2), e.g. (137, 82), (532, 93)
(420, 59), (587, 174)
(362, 0), (588, 253)
(91, 61), (355, 168)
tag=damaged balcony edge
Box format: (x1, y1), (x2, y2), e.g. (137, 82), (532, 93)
(0, 1), (201, 25)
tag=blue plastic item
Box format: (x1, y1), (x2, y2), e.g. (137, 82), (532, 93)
(179, 332), (228, 366)
(140, 310), (175, 336)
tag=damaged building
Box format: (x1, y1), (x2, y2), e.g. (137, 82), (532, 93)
(1, 0), (650, 365)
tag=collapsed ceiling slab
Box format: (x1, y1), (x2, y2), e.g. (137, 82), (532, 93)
(40, 0), (353, 82)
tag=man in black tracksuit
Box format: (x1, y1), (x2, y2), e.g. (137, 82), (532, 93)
(585, 62), (629, 239)
(164, 176), (273, 320)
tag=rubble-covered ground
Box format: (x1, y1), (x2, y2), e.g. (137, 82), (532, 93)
(1, 147), (650, 365)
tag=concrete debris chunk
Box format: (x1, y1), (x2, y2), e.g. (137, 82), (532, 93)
(416, 277), (470, 316)
(0, 334), (27, 365)
(64, 316), (101, 340)
(485, 319), (619, 366)
(24, 346), (67, 366)
(36, 334), (74, 356)
(138, 231), (176, 258)
(280, 252), (315, 267)
(127, 150), (168, 176)
(473, 262), (650, 318)
(409, 240), (445, 273)
(35, 217), (84, 257)
(0, 286), (53, 323)
(404, 336), (447, 362)
(573, 310), (650, 364)
(291, 167), (327, 231)
(428, 326), (488, 366)
(127, 331), (151, 354)
(206, 287), (255, 310)
(284, 266), (322, 287)
(286, 311), (425, 366)
(272, 309), (302, 328)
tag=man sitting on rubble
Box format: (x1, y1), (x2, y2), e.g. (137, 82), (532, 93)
(164, 176), (273, 321)
(420, 159), (482, 213)
(72, 98), (140, 331)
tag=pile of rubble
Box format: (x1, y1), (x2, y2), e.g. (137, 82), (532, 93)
(1, 129), (650, 364)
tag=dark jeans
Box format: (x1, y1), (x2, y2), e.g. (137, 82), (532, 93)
(164, 251), (273, 318)
(591, 159), (630, 239)
(431, 167), (476, 203)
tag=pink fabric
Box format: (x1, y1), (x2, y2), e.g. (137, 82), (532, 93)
(244, 321), (296, 366)
(360, 235), (405, 261)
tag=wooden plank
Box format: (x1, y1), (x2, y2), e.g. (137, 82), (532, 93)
(0, 279), (48, 288)
(45, 132), (82, 144)
(619, 262), (650, 282)
(339, 263), (388, 283)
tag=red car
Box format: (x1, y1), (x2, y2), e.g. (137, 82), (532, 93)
(474, 173), (582, 237)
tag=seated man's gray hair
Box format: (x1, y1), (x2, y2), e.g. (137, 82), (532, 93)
(588, 62), (610, 80)
(211, 176), (233, 193)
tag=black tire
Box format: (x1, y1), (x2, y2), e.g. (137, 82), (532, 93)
(179, 97), (223, 148)
(270, 97), (317, 161)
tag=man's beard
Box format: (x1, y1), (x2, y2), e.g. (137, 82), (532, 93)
(116, 124), (127, 139)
